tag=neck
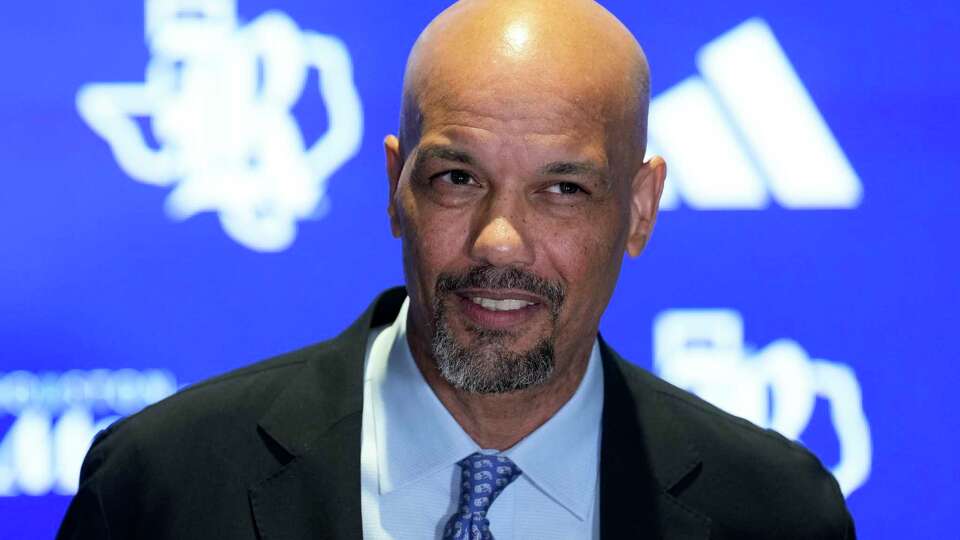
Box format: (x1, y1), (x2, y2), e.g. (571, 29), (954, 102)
(407, 328), (594, 451)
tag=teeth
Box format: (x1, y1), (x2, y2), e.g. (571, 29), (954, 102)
(470, 297), (534, 311)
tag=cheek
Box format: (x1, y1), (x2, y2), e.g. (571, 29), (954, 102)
(540, 208), (625, 313)
(554, 233), (616, 285)
(398, 187), (473, 293)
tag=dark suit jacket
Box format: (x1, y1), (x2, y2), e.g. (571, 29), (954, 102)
(58, 287), (855, 539)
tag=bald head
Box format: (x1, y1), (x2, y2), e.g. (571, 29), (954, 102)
(399, 0), (651, 170)
(384, 0), (667, 406)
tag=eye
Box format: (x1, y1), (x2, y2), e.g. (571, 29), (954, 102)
(545, 182), (585, 195)
(435, 169), (477, 186)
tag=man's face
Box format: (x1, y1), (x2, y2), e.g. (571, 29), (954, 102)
(387, 71), (654, 393)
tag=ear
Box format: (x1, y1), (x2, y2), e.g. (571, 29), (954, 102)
(625, 155), (666, 257)
(384, 135), (404, 238)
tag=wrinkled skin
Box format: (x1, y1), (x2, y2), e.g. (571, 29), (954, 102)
(385, 0), (667, 449)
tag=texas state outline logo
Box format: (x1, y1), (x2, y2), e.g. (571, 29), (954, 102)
(77, 0), (363, 252)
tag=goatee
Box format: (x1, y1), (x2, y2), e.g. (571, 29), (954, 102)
(430, 265), (565, 394)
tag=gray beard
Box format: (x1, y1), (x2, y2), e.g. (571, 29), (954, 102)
(430, 302), (555, 394)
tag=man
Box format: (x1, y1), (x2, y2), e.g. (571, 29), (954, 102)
(58, 0), (855, 538)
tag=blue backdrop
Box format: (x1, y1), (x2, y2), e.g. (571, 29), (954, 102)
(1, 1), (957, 538)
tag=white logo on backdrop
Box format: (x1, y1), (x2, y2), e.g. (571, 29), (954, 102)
(653, 310), (872, 497)
(0, 369), (178, 496)
(77, 0), (363, 252)
(649, 18), (863, 210)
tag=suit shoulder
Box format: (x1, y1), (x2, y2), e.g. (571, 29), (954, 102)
(118, 340), (331, 431)
(85, 338), (342, 478)
(613, 358), (854, 538)
(616, 357), (819, 464)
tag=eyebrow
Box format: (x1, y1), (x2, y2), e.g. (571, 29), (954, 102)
(538, 160), (605, 178)
(539, 160), (611, 192)
(410, 144), (608, 186)
(411, 144), (475, 176)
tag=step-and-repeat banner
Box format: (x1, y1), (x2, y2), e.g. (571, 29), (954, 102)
(1, 1), (956, 537)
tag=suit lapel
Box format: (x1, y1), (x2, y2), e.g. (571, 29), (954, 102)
(598, 338), (711, 539)
(245, 291), (709, 539)
(249, 288), (407, 540)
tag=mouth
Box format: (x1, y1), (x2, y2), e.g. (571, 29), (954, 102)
(453, 289), (545, 330)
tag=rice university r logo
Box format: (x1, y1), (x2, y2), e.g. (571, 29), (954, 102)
(77, 0), (363, 252)
(653, 310), (872, 497)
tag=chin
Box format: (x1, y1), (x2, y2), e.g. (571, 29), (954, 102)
(431, 313), (556, 394)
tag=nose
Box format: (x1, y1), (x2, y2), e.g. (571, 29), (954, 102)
(470, 214), (535, 267)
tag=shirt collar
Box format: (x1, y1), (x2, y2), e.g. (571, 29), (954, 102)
(368, 298), (477, 495)
(503, 340), (603, 520)
(368, 297), (604, 521)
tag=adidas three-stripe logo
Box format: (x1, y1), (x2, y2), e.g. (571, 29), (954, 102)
(650, 18), (863, 210)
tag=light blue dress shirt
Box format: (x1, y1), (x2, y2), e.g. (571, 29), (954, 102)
(360, 298), (604, 539)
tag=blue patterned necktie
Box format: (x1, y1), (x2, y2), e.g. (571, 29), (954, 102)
(442, 452), (522, 540)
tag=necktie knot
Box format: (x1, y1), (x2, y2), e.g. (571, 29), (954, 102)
(443, 452), (522, 540)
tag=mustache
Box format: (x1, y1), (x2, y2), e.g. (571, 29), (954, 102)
(435, 265), (566, 314)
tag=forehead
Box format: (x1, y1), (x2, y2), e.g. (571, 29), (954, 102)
(414, 69), (616, 164)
